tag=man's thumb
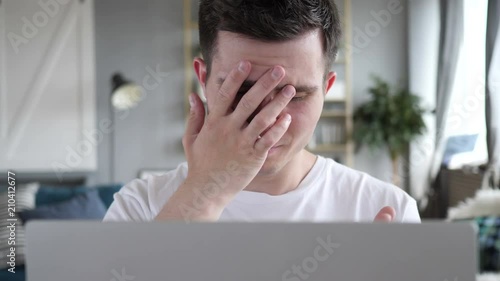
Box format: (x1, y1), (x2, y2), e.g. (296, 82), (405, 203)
(373, 206), (396, 223)
(183, 94), (205, 145)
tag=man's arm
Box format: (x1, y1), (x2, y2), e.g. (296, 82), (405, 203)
(103, 180), (152, 221)
(401, 199), (422, 223)
(155, 61), (296, 222)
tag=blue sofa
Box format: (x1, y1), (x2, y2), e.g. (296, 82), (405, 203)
(0, 184), (122, 281)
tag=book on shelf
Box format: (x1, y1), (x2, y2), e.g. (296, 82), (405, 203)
(308, 122), (346, 149)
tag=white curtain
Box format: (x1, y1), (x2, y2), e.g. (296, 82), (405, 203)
(408, 0), (440, 201)
(428, 0), (464, 188)
(483, 0), (500, 189)
(408, 0), (464, 211)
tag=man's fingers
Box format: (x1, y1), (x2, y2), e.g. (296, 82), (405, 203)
(210, 61), (251, 117)
(373, 206), (396, 223)
(254, 114), (291, 153)
(183, 93), (206, 149)
(244, 85), (295, 138)
(233, 66), (285, 122)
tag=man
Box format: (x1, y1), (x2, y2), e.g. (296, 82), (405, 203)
(104, 0), (420, 223)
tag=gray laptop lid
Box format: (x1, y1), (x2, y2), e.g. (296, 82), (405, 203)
(26, 221), (476, 281)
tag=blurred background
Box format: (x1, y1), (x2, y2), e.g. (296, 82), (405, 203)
(0, 0), (499, 279)
(0, 0), (498, 215)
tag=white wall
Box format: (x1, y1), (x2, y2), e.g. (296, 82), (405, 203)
(350, 0), (410, 188)
(408, 0), (439, 200)
(90, 0), (186, 185)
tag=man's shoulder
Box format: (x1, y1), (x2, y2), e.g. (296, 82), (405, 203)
(118, 162), (188, 206)
(317, 157), (419, 222)
(103, 163), (188, 221)
(319, 156), (414, 203)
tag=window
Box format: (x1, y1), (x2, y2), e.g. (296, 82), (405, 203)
(445, 0), (489, 168)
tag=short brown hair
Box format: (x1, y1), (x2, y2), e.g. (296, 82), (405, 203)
(199, 0), (342, 77)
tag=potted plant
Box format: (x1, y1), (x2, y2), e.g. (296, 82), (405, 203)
(353, 75), (427, 187)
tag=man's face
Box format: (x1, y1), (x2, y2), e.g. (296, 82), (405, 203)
(198, 30), (335, 175)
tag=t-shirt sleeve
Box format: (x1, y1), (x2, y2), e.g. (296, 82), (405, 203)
(401, 198), (421, 223)
(103, 179), (153, 222)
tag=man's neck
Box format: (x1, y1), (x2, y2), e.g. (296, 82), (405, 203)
(243, 150), (318, 196)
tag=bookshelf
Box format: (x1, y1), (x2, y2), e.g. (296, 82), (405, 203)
(183, 0), (199, 116)
(183, 0), (353, 167)
(306, 0), (354, 167)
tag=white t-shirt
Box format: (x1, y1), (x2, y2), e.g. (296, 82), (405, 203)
(103, 156), (421, 223)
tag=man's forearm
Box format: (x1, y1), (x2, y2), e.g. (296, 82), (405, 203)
(154, 182), (233, 222)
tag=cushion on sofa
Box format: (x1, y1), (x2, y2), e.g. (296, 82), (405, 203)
(35, 186), (87, 206)
(18, 189), (107, 222)
(0, 265), (25, 280)
(36, 184), (122, 208)
(96, 184), (123, 208)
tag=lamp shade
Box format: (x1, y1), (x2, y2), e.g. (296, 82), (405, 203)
(111, 73), (143, 110)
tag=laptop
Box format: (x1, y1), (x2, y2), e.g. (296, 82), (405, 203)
(26, 221), (477, 281)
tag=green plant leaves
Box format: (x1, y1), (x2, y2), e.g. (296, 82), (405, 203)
(353, 75), (427, 160)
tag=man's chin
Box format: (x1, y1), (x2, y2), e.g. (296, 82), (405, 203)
(259, 147), (286, 175)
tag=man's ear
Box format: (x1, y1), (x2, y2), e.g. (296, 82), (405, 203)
(324, 71), (337, 97)
(193, 57), (208, 94)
